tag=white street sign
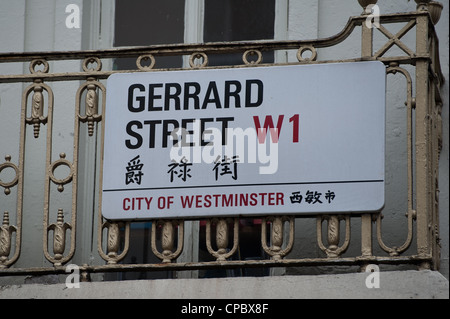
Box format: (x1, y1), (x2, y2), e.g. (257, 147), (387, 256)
(102, 61), (385, 220)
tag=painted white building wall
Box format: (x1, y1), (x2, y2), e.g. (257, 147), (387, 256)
(0, 0), (448, 287)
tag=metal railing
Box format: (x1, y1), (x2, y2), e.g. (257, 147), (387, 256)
(0, 2), (445, 280)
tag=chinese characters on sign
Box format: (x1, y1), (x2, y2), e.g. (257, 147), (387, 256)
(167, 156), (192, 182)
(125, 155), (144, 185)
(128, 154), (241, 184)
(290, 190), (336, 205)
(213, 155), (239, 181)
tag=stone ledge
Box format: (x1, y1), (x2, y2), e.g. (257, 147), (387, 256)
(0, 270), (448, 299)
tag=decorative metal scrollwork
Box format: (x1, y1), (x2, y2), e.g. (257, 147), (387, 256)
(373, 20), (416, 58)
(24, 63), (53, 139)
(47, 209), (71, 266)
(25, 81), (48, 138)
(374, 64), (415, 257)
(29, 59), (50, 74)
(243, 50), (263, 65)
(297, 45), (317, 62)
(151, 220), (184, 263)
(98, 221), (130, 264)
(376, 211), (415, 256)
(206, 218), (239, 261)
(0, 155), (19, 195)
(136, 54), (156, 71)
(77, 79), (104, 137)
(82, 57), (102, 72)
(317, 215), (351, 258)
(0, 164), (19, 267)
(262, 216), (295, 261)
(0, 212), (17, 266)
(48, 153), (74, 192)
(189, 52), (208, 68)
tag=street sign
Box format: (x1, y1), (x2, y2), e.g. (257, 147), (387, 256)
(102, 61), (385, 220)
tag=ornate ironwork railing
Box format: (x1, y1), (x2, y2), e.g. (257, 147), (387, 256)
(0, 1), (445, 281)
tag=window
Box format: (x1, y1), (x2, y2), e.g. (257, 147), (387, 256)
(114, 0), (185, 69)
(204, 0), (275, 66)
(198, 2), (275, 277)
(110, 0), (276, 279)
